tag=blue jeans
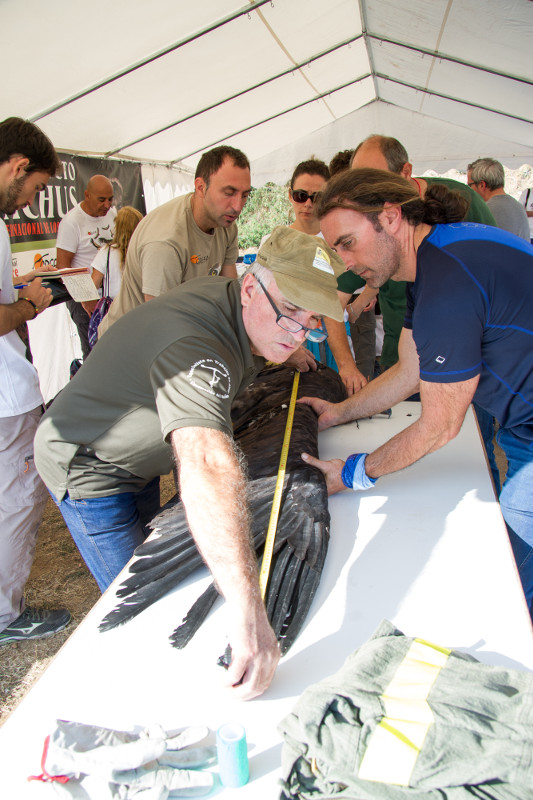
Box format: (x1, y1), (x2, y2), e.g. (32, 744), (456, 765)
(497, 428), (533, 618)
(53, 478), (161, 592)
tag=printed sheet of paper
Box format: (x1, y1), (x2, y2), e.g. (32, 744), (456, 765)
(61, 273), (99, 302)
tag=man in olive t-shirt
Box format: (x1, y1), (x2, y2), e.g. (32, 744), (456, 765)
(99, 146), (251, 335)
(35, 226), (345, 702)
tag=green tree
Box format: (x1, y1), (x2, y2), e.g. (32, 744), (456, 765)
(238, 182), (292, 249)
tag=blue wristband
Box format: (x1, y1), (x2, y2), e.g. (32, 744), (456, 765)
(341, 453), (377, 491)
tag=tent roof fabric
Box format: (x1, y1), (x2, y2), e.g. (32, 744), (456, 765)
(3, 0), (532, 184)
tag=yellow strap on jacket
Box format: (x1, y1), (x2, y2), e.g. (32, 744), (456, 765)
(358, 638), (451, 786)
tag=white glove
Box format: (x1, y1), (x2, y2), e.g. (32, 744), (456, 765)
(32, 720), (216, 799)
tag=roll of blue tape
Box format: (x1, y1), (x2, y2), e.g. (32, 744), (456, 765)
(216, 722), (249, 787)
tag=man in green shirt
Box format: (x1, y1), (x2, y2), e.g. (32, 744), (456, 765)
(35, 226), (344, 701)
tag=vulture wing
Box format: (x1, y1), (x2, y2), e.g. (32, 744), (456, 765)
(99, 363), (346, 656)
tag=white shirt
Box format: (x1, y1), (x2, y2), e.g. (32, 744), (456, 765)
(0, 220), (42, 417)
(56, 204), (116, 271)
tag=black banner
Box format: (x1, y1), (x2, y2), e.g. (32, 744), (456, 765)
(6, 153), (146, 278)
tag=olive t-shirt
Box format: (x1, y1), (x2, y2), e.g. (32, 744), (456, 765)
(102, 192), (238, 332)
(35, 277), (264, 499)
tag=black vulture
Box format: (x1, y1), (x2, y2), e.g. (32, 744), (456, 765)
(99, 363), (346, 655)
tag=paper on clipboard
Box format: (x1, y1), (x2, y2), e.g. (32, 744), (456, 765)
(61, 273), (100, 302)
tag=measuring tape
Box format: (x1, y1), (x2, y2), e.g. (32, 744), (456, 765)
(258, 370), (300, 598)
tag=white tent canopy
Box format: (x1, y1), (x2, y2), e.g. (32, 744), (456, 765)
(2, 0), (532, 185)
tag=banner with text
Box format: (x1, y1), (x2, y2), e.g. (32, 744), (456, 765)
(5, 153), (146, 278)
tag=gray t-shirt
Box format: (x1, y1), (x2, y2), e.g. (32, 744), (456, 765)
(35, 277), (263, 499)
(487, 194), (530, 241)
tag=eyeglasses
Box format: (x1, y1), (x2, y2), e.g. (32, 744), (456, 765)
(291, 189), (322, 204)
(467, 181), (479, 187)
(255, 276), (328, 343)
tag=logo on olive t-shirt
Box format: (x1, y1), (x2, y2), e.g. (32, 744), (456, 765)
(187, 358), (231, 398)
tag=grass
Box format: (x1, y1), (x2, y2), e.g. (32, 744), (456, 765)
(0, 473), (176, 725)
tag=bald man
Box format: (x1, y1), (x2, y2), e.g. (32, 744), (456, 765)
(56, 174), (116, 358)
(350, 135), (495, 224)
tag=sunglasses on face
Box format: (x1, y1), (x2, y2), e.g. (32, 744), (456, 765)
(291, 189), (322, 204)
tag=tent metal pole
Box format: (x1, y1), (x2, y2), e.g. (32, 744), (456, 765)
(376, 74), (532, 125)
(367, 33), (532, 86)
(30, 0), (273, 123)
(105, 36), (364, 157)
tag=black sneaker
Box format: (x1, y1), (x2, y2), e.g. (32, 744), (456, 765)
(0, 607), (71, 644)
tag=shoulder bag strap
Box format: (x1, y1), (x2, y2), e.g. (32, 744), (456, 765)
(104, 247), (111, 297)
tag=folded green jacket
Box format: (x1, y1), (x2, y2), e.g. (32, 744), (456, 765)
(279, 620), (533, 799)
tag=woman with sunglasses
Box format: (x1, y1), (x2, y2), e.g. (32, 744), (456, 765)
(288, 158), (330, 236)
(259, 159), (368, 391)
(285, 160), (338, 371)
(288, 160), (368, 392)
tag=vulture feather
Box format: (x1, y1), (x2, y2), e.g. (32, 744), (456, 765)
(99, 363), (346, 655)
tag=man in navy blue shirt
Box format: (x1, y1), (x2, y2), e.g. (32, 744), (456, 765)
(299, 168), (533, 619)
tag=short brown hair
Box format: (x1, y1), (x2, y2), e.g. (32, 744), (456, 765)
(329, 150), (354, 176)
(0, 117), (60, 176)
(195, 146), (250, 185)
(290, 158), (330, 190)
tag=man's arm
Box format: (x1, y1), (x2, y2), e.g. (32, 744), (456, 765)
(171, 426), (280, 700)
(140, 242), (186, 302)
(326, 316), (367, 394)
(303, 374), (479, 495)
(364, 375), (479, 478)
(0, 278), (52, 335)
(328, 289), (377, 395)
(283, 345), (318, 372)
(346, 285), (379, 322)
(299, 327), (420, 430)
(55, 247), (75, 270)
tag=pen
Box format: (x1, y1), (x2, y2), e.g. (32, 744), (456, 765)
(14, 283), (29, 289)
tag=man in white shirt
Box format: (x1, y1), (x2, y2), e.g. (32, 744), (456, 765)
(56, 174), (116, 358)
(0, 116), (70, 644)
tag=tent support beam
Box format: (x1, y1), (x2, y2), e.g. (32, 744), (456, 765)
(105, 35), (365, 157)
(358, 0), (379, 97)
(169, 78), (375, 165)
(368, 33), (532, 86)
(30, 0), (274, 123)
(376, 74), (532, 125)
(171, 70), (530, 166)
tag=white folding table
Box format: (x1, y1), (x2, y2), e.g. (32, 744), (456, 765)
(1, 403), (532, 798)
